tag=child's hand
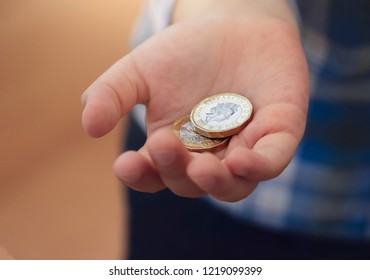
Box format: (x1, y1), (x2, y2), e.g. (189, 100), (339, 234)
(82, 17), (309, 202)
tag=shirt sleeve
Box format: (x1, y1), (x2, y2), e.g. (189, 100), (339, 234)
(130, 0), (177, 49)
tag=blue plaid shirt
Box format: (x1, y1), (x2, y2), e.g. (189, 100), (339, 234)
(131, 0), (370, 240)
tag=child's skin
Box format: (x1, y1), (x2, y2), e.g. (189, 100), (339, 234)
(81, 0), (309, 202)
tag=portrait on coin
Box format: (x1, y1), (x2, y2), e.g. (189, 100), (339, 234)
(205, 102), (241, 124)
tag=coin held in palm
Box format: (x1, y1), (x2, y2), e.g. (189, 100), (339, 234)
(190, 93), (253, 138)
(173, 115), (229, 152)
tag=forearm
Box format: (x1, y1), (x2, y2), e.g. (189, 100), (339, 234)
(172, 0), (298, 29)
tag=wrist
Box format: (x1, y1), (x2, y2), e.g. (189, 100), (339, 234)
(172, 0), (298, 30)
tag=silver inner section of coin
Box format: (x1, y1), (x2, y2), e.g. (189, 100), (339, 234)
(192, 95), (252, 131)
(179, 121), (223, 144)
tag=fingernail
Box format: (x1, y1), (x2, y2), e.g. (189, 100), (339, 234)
(233, 168), (249, 178)
(151, 151), (175, 166)
(195, 176), (216, 191)
(81, 92), (88, 109)
(119, 171), (140, 184)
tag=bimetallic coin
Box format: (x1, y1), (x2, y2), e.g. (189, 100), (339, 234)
(190, 93), (253, 138)
(173, 115), (229, 152)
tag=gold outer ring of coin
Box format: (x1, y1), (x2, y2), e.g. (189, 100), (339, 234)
(190, 93), (253, 138)
(172, 115), (229, 153)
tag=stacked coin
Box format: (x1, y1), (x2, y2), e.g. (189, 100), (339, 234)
(173, 93), (253, 152)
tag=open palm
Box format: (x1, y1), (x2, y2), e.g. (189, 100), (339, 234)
(82, 17), (309, 202)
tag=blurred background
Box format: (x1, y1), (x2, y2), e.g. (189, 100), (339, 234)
(0, 0), (141, 259)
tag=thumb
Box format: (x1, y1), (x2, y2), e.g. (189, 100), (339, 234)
(81, 54), (147, 137)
